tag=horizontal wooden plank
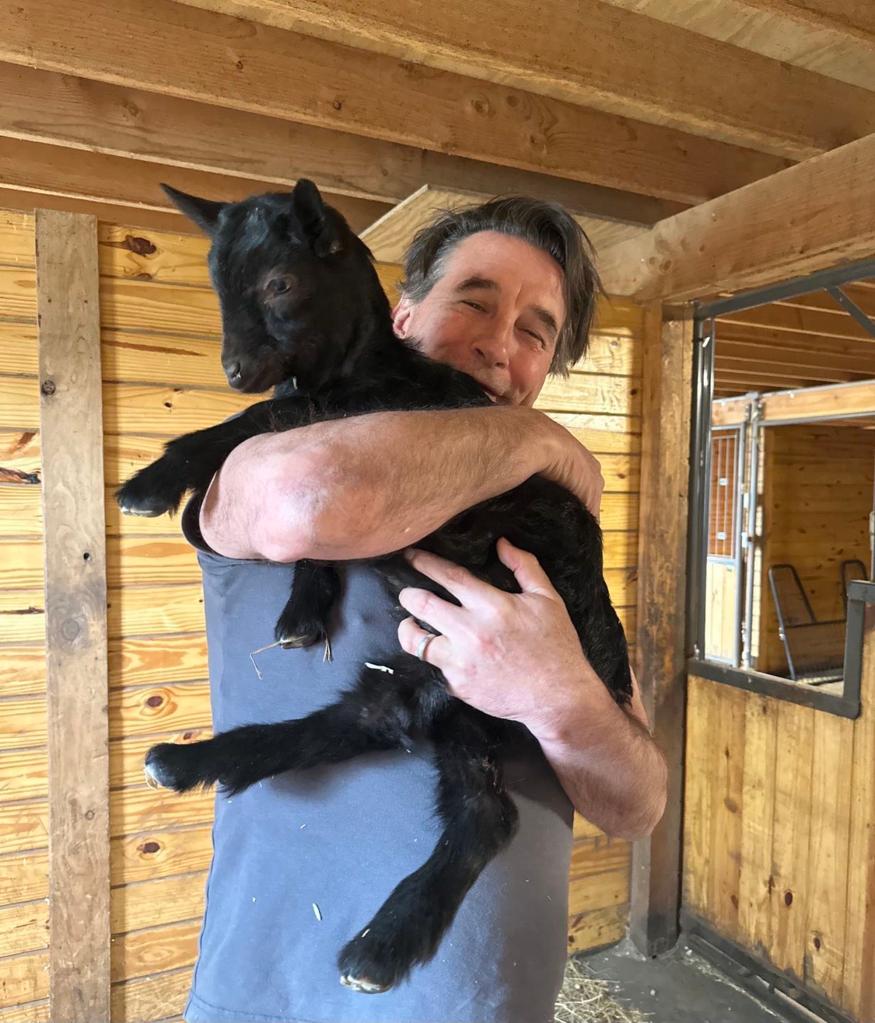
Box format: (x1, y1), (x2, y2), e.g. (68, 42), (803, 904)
(111, 826), (213, 887)
(537, 373), (641, 417)
(567, 902), (627, 952)
(0, 210), (34, 266)
(762, 380), (875, 422)
(103, 383), (250, 436)
(0, 483), (41, 537)
(109, 635), (209, 692)
(109, 683), (212, 741)
(0, 950), (48, 1010)
(101, 277), (220, 336)
(0, 901), (48, 959)
(599, 134), (875, 301)
(1, 0), (792, 206)
(0, 801), (49, 857)
(0, 266), (36, 318)
(0, 746), (47, 804)
(0, 377), (38, 431)
(0, 849), (47, 905)
(110, 966), (191, 1023)
(0, 697), (46, 751)
(0, 429), (40, 479)
(0, 136), (389, 236)
(0, 591), (44, 644)
(0, 646), (44, 698)
(112, 919), (199, 983)
(111, 871), (207, 935)
(109, 585), (205, 639)
(110, 786), (215, 841)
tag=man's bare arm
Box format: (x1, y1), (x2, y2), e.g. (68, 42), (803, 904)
(199, 407), (604, 561)
(533, 669), (667, 840)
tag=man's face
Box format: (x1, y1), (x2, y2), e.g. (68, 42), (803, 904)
(392, 231), (566, 407)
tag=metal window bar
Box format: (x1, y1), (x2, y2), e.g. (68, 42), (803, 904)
(688, 253), (875, 716)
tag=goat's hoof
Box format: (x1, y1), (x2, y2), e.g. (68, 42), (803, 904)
(144, 742), (205, 793)
(339, 973), (389, 994)
(276, 626), (324, 650)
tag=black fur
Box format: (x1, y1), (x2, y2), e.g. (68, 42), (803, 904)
(119, 180), (632, 993)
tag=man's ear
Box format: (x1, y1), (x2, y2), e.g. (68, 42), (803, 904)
(161, 184), (226, 236)
(392, 296), (414, 339)
(292, 178), (345, 257)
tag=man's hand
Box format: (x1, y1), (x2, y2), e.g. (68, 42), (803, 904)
(397, 538), (668, 838)
(397, 538), (592, 735)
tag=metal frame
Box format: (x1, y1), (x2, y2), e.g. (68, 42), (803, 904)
(682, 912), (856, 1023)
(828, 285), (875, 338)
(689, 256), (875, 717)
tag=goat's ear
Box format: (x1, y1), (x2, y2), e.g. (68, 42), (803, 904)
(293, 178), (344, 257)
(161, 184), (226, 237)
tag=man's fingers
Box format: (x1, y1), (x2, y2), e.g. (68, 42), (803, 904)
(397, 584), (465, 634)
(398, 616), (448, 667)
(496, 537), (557, 597)
(404, 548), (496, 605)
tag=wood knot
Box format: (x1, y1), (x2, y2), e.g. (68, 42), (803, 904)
(784, 890), (793, 906)
(140, 840), (161, 855)
(40, 379), (56, 397)
(123, 235), (157, 256)
(145, 694), (164, 709)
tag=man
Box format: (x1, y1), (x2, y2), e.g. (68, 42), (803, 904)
(180, 196), (667, 1023)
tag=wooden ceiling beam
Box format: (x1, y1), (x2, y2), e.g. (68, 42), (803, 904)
(177, 0), (875, 161)
(597, 133), (875, 301)
(0, 137), (389, 234)
(717, 338), (875, 377)
(721, 302), (875, 343)
(599, 0), (875, 93)
(715, 357), (864, 385)
(716, 326), (875, 361)
(0, 0), (793, 206)
(0, 63), (679, 225)
(360, 185), (650, 265)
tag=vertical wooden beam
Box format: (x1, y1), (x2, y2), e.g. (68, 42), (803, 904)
(631, 305), (694, 955)
(36, 210), (110, 1022)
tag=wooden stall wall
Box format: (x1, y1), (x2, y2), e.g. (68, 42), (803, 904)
(757, 424), (874, 675)
(684, 629), (875, 1021)
(0, 209), (642, 1018)
(545, 299), (642, 953)
(0, 210), (50, 1015)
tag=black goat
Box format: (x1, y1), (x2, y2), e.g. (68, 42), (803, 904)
(117, 180), (632, 994)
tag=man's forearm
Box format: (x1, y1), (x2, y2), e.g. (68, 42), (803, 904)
(532, 672), (668, 841)
(200, 406), (587, 561)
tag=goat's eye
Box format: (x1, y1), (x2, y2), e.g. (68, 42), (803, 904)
(267, 277), (291, 295)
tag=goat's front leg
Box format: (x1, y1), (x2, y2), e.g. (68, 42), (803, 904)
(115, 396), (308, 518)
(337, 708), (518, 993)
(144, 665), (417, 795)
(275, 561), (341, 650)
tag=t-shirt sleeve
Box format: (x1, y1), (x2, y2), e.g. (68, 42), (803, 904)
(180, 491), (218, 556)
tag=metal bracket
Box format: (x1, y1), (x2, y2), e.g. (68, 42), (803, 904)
(827, 286), (875, 338)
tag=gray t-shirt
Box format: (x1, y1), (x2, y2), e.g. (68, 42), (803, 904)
(181, 501), (574, 1023)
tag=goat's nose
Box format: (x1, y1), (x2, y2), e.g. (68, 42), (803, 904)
(224, 360), (242, 383)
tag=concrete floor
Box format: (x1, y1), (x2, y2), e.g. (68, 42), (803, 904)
(574, 938), (802, 1023)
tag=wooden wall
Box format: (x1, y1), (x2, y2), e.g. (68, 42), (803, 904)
(757, 424), (874, 675)
(0, 208), (642, 1018)
(684, 622), (875, 1021)
(549, 298), (643, 953)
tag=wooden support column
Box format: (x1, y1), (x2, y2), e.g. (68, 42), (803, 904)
(631, 306), (694, 956)
(36, 210), (110, 1022)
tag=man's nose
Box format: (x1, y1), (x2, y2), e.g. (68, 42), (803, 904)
(473, 325), (511, 367)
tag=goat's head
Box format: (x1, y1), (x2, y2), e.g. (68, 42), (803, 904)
(162, 179), (388, 393)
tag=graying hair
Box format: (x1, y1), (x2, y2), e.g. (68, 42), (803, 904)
(400, 196), (601, 375)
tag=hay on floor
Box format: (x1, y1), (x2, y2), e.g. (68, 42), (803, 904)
(555, 955), (652, 1023)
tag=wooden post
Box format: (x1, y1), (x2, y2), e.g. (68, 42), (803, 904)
(631, 305), (693, 955)
(36, 210), (111, 1022)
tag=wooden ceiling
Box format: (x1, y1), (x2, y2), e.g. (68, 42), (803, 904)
(0, 0), (873, 243)
(714, 278), (875, 397)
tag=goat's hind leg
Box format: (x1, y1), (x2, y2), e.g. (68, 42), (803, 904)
(338, 709), (518, 993)
(144, 666), (416, 795)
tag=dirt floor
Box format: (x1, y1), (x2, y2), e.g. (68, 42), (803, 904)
(556, 938), (803, 1023)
